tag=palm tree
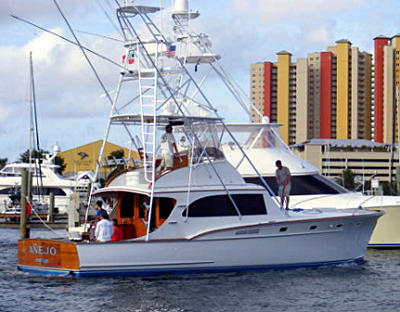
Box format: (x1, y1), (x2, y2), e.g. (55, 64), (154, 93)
(106, 149), (126, 182)
(336, 169), (355, 191)
(0, 158), (7, 170)
(18, 149), (66, 175)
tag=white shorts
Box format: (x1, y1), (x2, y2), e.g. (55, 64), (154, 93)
(160, 154), (174, 168)
(278, 183), (291, 197)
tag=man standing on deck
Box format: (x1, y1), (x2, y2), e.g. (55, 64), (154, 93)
(159, 124), (181, 172)
(275, 160), (291, 210)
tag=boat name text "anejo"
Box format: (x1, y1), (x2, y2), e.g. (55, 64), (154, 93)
(28, 244), (57, 256)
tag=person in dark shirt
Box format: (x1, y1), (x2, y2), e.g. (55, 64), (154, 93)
(95, 200), (106, 217)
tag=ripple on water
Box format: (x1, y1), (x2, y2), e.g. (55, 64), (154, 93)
(2, 229), (400, 312)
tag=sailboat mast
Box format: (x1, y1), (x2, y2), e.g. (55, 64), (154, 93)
(28, 52), (34, 167)
(29, 52), (44, 200)
(30, 53), (40, 152)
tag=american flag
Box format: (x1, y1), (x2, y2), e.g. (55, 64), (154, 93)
(166, 45), (176, 57)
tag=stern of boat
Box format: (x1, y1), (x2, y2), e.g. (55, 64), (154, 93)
(17, 239), (80, 276)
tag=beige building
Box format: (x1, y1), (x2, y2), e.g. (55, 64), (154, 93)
(291, 139), (398, 183)
(250, 51), (298, 145)
(59, 140), (140, 177)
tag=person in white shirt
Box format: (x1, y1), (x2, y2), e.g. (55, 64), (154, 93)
(177, 136), (188, 154)
(159, 124), (181, 172)
(95, 210), (114, 242)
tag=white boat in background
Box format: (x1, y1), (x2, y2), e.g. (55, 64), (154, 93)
(0, 148), (94, 214)
(17, 1), (383, 277)
(220, 123), (400, 248)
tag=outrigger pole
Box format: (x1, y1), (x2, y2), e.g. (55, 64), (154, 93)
(50, 0), (144, 227)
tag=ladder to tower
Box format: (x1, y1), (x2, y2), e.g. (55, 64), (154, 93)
(116, 5), (164, 184)
(137, 44), (159, 183)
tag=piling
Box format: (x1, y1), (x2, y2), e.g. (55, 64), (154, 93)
(19, 168), (30, 239)
(48, 192), (54, 223)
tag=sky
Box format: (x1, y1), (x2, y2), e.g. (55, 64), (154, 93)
(1, 0), (400, 162)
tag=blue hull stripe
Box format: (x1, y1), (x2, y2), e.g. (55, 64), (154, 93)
(18, 257), (364, 278)
(368, 244), (400, 248)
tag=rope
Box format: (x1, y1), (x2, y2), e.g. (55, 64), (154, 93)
(20, 194), (65, 239)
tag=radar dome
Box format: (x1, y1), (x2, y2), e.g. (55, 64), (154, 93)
(174, 0), (188, 13)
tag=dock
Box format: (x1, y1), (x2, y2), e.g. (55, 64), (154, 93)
(0, 213), (68, 229)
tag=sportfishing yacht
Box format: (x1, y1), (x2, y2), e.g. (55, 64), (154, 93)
(17, 116), (383, 277)
(17, 1), (382, 277)
(0, 149), (93, 214)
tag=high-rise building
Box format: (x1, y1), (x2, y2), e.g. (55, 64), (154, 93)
(250, 40), (372, 145)
(250, 51), (298, 145)
(373, 34), (400, 144)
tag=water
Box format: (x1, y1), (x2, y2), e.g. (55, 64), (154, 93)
(1, 229), (400, 312)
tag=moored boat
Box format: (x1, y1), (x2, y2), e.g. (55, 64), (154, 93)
(0, 153), (93, 214)
(220, 123), (400, 248)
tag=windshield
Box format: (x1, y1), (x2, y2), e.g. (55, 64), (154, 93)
(220, 125), (288, 151)
(172, 121), (225, 162)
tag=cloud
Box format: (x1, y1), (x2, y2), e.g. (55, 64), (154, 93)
(0, 25), (124, 160)
(0, 104), (15, 125)
(0, 0), (92, 24)
(231, 0), (366, 25)
(0, 28), (119, 117)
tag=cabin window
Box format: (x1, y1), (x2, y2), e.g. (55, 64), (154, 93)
(185, 194), (266, 217)
(0, 187), (66, 196)
(0, 187), (16, 194)
(232, 194), (266, 215)
(159, 197), (175, 219)
(120, 193), (135, 218)
(31, 187), (66, 196)
(137, 195), (175, 220)
(138, 194), (149, 219)
(47, 188), (67, 196)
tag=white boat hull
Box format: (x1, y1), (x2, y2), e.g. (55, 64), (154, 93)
(18, 213), (380, 277)
(221, 127), (400, 248)
(290, 194), (400, 247)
